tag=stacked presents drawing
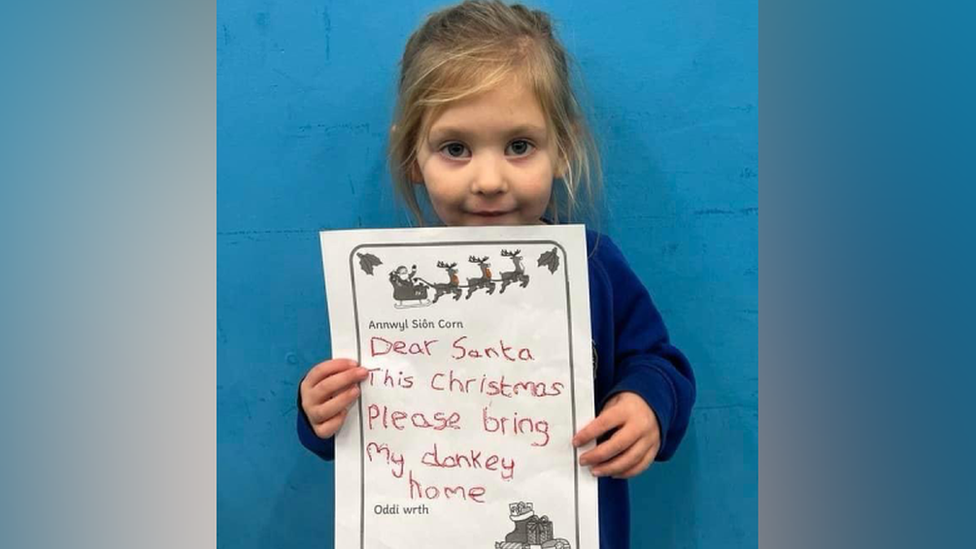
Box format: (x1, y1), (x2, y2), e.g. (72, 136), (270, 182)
(494, 501), (571, 549)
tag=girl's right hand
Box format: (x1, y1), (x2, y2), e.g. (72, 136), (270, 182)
(300, 359), (370, 439)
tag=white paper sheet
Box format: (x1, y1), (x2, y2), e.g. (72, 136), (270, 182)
(320, 225), (598, 549)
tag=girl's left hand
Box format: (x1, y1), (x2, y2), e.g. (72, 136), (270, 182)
(572, 391), (661, 479)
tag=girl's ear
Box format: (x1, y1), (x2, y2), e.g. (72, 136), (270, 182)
(553, 154), (568, 179)
(393, 124), (425, 184)
(409, 160), (424, 185)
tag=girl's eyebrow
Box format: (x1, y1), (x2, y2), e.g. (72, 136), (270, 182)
(428, 124), (547, 143)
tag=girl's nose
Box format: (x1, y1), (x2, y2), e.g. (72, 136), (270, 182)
(470, 154), (508, 195)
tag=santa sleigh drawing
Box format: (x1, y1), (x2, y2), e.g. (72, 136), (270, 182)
(388, 265), (430, 308)
(384, 250), (534, 309)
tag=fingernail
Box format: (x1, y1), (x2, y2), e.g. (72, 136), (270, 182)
(592, 469), (604, 478)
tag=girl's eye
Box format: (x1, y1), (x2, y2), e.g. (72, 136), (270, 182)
(506, 139), (535, 157)
(440, 142), (470, 158)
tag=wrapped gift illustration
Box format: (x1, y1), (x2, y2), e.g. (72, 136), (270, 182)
(527, 515), (554, 544)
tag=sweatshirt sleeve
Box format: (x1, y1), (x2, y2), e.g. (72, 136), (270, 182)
(295, 379), (335, 461)
(596, 237), (697, 461)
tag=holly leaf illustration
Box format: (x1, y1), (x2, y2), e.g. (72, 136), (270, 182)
(537, 247), (560, 273)
(357, 252), (383, 275)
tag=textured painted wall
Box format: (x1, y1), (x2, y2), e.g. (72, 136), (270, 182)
(217, 1), (757, 547)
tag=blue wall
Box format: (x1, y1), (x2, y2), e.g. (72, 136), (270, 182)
(217, 1), (757, 547)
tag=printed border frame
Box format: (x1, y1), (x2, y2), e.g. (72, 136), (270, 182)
(347, 240), (580, 549)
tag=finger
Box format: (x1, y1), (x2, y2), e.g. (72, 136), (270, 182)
(312, 408), (348, 439)
(302, 359), (359, 391)
(310, 365), (370, 402)
(590, 437), (649, 478)
(310, 384), (361, 424)
(579, 424), (640, 466)
(612, 445), (659, 479)
(572, 409), (626, 448)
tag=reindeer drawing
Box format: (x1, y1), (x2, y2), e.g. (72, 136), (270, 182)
(430, 261), (463, 303)
(465, 256), (496, 299)
(499, 249), (530, 293)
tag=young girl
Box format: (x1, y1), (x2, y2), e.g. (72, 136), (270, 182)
(296, 2), (695, 547)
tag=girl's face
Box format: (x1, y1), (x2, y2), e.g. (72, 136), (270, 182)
(413, 79), (558, 226)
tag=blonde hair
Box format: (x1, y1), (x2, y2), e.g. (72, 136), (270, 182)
(389, 0), (602, 225)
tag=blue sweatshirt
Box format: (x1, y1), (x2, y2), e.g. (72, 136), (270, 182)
(296, 230), (696, 549)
